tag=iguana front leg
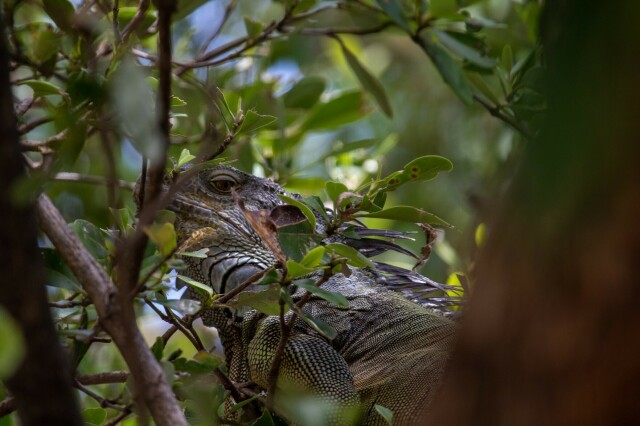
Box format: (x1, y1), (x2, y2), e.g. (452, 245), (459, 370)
(247, 316), (361, 425)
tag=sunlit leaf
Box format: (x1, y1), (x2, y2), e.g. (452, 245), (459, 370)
(143, 222), (177, 256)
(300, 246), (325, 268)
(178, 148), (196, 167)
(228, 287), (281, 315)
(17, 80), (68, 99)
(177, 275), (213, 296)
(238, 110), (277, 134)
(0, 307), (25, 379)
(287, 260), (315, 279)
(83, 408), (107, 426)
(178, 248), (210, 259)
(325, 181), (348, 205)
(354, 206), (451, 227)
(325, 243), (374, 268)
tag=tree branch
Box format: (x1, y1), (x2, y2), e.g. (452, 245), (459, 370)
(35, 194), (186, 426)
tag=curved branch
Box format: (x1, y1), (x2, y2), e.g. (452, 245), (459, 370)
(35, 194), (186, 426)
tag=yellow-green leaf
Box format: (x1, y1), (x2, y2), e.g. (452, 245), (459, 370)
(144, 223), (177, 256)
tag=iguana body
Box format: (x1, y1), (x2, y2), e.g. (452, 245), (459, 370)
(166, 165), (457, 425)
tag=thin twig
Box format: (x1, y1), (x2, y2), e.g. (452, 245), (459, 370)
(53, 172), (135, 190)
(104, 407), (133, 426)
(77, 371), (129, 386)
(197, 0), (238, 56)
(215, 265), (276, 304)
(472, 93), (534, 139)
(18, 115), (53, 134)
(121, 0), (151, 43)
(74, 380), (126, 410)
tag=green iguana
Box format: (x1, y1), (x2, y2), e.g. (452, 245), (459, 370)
(155, 165), (458, 425)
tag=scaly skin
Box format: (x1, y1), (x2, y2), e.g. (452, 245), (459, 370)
(164, 165), (457, 425)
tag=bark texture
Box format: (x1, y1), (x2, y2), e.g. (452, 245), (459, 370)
(0, 13), (83, 426)
(425, 2), (640, 425)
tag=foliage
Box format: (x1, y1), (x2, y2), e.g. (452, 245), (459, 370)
(2, 0), (542, 424)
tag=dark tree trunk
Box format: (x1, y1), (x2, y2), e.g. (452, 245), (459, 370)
(0, 13), (83, 426)
(424, 1), (640, 425)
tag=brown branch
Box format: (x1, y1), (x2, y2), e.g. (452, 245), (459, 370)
(0, 397), (16, 417)
(197, 0), (238, 56)
(74, 379), (126, 410)
(53, 172), (135, 190)
(35, 194), (186, 425)
(0, 17), (83, 424)
(215, 265), (276, 304)
(472, 93), (534, 140)
(104, 408), (133, 426)
(121, 0), (151, 43)
(77, 371), (129, 386)
(18, 115), (53, 133)
(112, 0), (122, 44)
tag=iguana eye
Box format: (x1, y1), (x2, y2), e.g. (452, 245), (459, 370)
(210, 175), (238, 193)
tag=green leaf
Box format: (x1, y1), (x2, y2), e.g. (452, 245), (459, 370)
(228, 287), (281, 315)
(69, 220), (109, 261)
(433, 30), (496, 69)
(17, 80), (67, 99)
(302, 196), (329, 222)
(45, 268), (82, 291)
(0, 307), (25, 379)
(193, 351), (224, 370)
(42, 0), (75, 32)
(252, 408), (276, 426)
(339, 42), (393, 117)
(325, 243), (374, 268)
(83, 408), (107, 426)
(244, 16), (264, 40)
(419, 34), (473, 104)
(283, 77), (325, 109)
(178, 148), (196, 167)
(300, 246), (325, 268)
(277, 220), (321, 262)
(302, 90), (365, 131)
(354, 206), (451, 227)
(501, 45), (513, 73)
(177, 275), (213, 296)
(286, 260), (315, 279)
(278, 194), (316, 229)
(378, 155), (453, 193)
(429, 0), (458, 17)
(171, 95), (187, 107)
(374, 0), (410, 32)
(325, 181), (348, 205)
(238, 109), (277, 134)
(152, 299), (202, 315)
(110, 207), (134, 233)
(467, 73), (499, 105)
(295, 279), (348, 308)
(298, 312), (337, 340)
(228, 395), (259, 414)
(151, 336), (164, 361)
(374, 404), (394, 425)
(143, 222), (177, 256)
(178, 248), (209, 259)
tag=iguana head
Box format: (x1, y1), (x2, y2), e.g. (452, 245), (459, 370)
(144, 165), (286, 294)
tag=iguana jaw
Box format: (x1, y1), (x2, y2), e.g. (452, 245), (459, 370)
(162, 166), (282, 296)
